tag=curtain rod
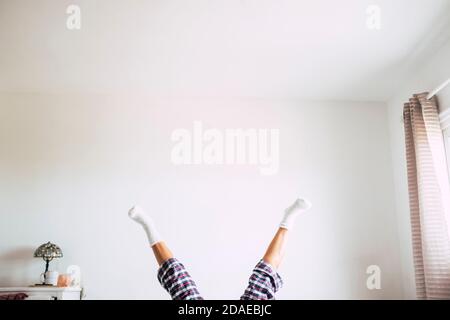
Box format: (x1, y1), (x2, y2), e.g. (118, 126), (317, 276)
(427, 78), (450, 99)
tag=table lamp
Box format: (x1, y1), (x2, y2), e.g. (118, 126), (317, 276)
(34, 242), (63, 284)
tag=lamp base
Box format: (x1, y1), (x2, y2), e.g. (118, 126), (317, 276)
(33, 284), (55, 287)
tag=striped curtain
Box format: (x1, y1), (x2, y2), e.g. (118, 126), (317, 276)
(403, 92), (450, 299)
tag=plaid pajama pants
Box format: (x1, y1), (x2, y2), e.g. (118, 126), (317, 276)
(157, 258), (283, 300)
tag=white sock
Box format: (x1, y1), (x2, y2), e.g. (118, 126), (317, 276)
(280, 198), (312, 230)
(128, 205), (162, 247)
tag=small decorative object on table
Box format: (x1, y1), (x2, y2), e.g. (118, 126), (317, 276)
(57, 274), (72, 287)
(33, 242), (63, 286)
(66, 265), (81, 287)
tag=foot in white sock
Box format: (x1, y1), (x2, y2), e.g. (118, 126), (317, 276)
(128, 205), (162, 246)
(280, 198), (312, 230)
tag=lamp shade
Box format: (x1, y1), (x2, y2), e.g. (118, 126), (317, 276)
(34, 242), (63, 261)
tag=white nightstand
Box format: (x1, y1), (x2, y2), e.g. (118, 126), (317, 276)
(0, 287), (82, 300)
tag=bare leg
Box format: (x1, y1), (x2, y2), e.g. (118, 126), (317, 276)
(241, 198), (311, 300)
(128, 205), (203, 299)
(151, 242), (174, 266)
(262, 198), (312, 269)
(240, 228), (289, 300)
(262, 228), (289, 270)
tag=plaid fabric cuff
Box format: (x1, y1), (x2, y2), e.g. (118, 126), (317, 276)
(157, 258), (203, 300)
(254, 260), (284, 292)
(240, 259), (283, 300)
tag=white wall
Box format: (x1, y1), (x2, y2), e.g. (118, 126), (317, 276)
(387, 38), (450, 299)
(0, 93), (402, 299)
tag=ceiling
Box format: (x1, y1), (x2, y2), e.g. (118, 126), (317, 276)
(1, 0), (450, 101)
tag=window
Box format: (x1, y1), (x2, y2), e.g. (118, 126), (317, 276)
(440, 110), (450, 247)
(445, 128), (450, 178)
(442, 110), (450, 180)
